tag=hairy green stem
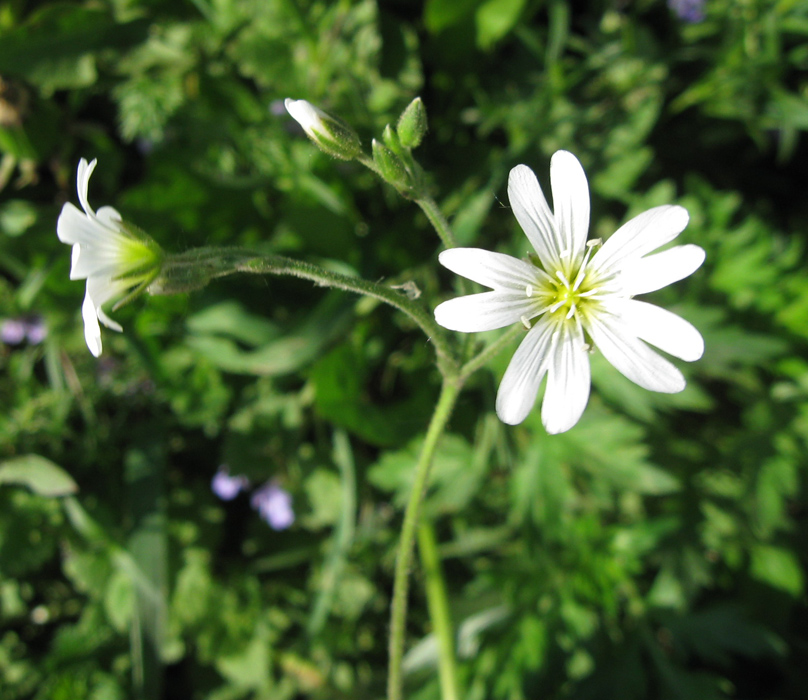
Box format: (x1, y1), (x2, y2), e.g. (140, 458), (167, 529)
(388, 378), (462, 700)
(417, 521), (460, 700)
(153, 247), (458, 373)
(416, 196), (458, 250)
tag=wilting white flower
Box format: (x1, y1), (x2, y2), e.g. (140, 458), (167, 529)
(57, 158), (163, 357)
(435, 150), (705, 434)
(284, 98), (361, 160)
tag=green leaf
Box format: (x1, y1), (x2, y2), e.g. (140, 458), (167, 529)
(0, 4), (149, 91)
(750, 544), (804, 596)
(302, 469), (343, 530)
(186, 301), (279, 347)
(368, 433), (483, 514)
(475, 0), (528, 49)
(424, 0), (482, 33)
(0, 200), (38, 237)
(0, 455), (78, 497)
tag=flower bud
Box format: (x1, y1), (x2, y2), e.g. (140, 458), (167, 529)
(284, 98), (361, 160)
(382, 123), (404, 155)
(372, 139), (412, 192)
(396, 97), (427, 149)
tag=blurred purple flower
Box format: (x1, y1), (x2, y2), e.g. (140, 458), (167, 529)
(25, 317), (47, 344)
(251, 482), (294, 530)
(1, 319), (26, 344)
(269, 99), (287, 116)
(668, 0), (705, 23)
(211, 466), (249, 501)
(1, 316), (47, 345)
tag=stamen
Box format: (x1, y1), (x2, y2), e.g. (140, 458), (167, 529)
(548, 299), (566, 314)
(520, 315), (532, 330)
(525, 284), (533, 297)
(586, 238), (602, 249)
(566, 303), (577, 319)
(572, 243), (597, 291)
(556, 270), (571, 288)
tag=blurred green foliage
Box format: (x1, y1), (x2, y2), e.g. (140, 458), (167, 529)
(1, 0), (808, 698)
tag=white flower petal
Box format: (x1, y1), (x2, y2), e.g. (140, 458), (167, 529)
(619, 244), (705, 295)
(81, 292), (103, 357)
(496, 319), (555, 425)
(96, 206), (123, 228)
(57, 202), (123, 249)
(284, 98), (325, 136)
(438, 248), (541, 290)
(508, 164), (558, 269)
(550, 150), (590, 267)
(435, 291), (535, 332)
(608, 299), (704, 362)
(86, 276), (126, 332)
(70, 245), (127, 281)
(588, 313), (686, 393)
(592, 205), (689, 276)
(541, 323), (591, 434)
(77, 158), (97, 217)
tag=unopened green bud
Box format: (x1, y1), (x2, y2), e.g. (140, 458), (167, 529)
(382, 123), (404, 155)
(372, 139), (411, 191)
(284, 98), (361, 160)
(396, 97), (427, 149)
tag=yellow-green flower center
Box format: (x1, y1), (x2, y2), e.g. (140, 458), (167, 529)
(523, 243), (607, 329)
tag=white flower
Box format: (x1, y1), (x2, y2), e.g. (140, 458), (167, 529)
(284, 98), (361, 160)
(57, 158), (163, 357)
(434, 151), (705, 434)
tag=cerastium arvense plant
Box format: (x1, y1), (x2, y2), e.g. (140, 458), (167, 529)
(57, 97), (705, 700)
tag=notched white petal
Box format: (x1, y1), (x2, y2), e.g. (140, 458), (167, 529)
(592, 205), (689, 276)
(435, 292), (535, 332)
(77, 158), (97, 217)
(508, 164), (557, 269)
(619, 244), (705, 295)
(588, 314), (686, 393)
(541, 324), (591, 434)
(496, 320), (555, 425)
(550, 150), (590, 266)
(438, 248), (538, 290)
(613, 299), (704, 362)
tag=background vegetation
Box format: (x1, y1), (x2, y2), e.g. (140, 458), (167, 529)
(1, 0), (808, 698)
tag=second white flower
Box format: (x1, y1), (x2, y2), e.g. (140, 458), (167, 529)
(434, 150), (705, 434)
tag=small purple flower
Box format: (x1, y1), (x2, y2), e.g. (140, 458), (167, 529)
(1, 316), (47, 345)
(1, 319), (27, 344)
(24, 317), (47, 344)
(251, 482), (294, 530)
(211, 466), (250, 501)
(668, 0), (705, 23)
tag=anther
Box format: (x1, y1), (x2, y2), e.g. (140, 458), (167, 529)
(525, 284), (533, 298)
(520, 315), (532, 330)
